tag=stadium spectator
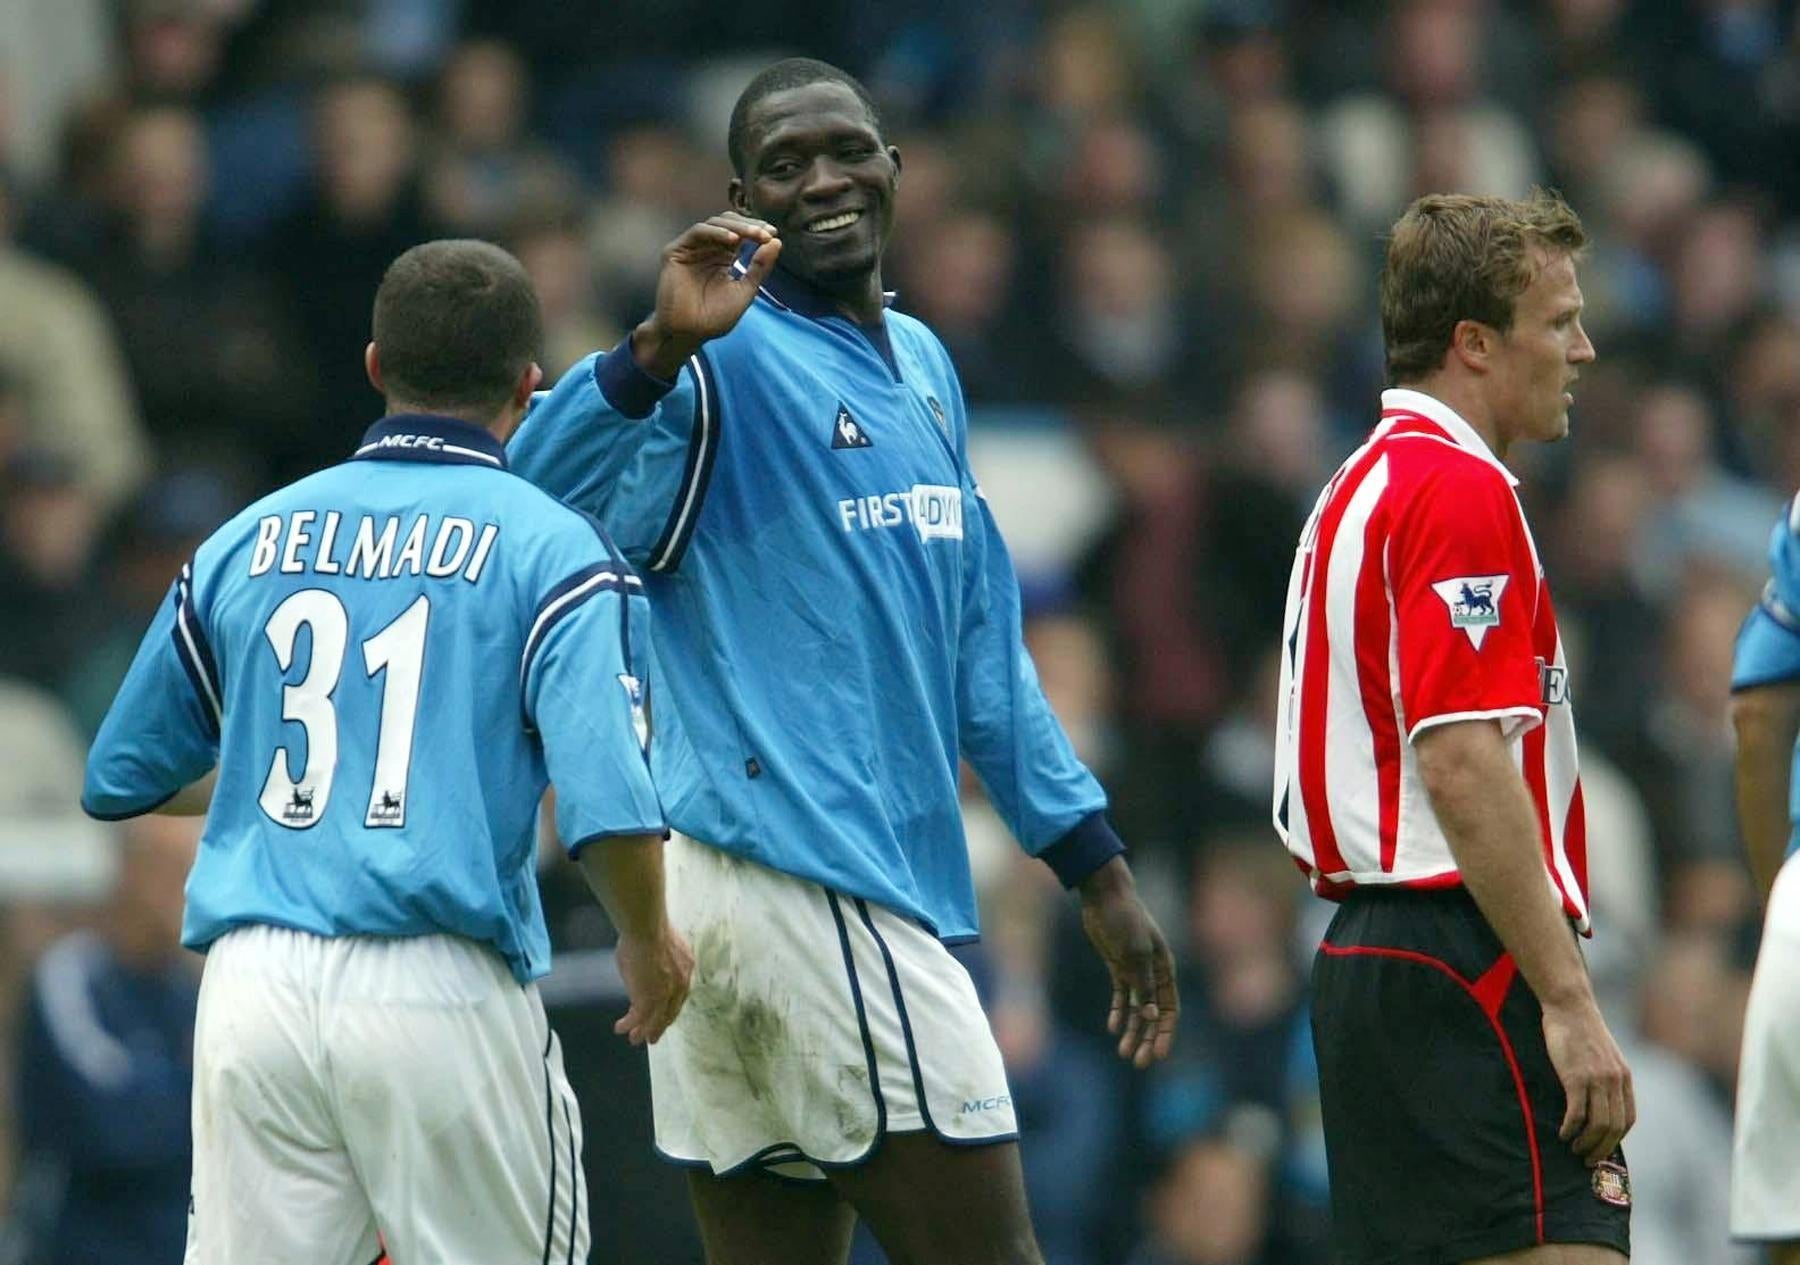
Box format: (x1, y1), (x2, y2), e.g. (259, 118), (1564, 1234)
(10, 814), (200, 1265)
(423, 38), (580, 237)
(263, 76), (431, 478)
(72, 104), (304, 484)
(0, 452), (109, 697)
(1643, 573), (1761, 929)
(0, 172), (147, 515)
(586, 123), (716, 330)
(1630, 383), (1781, 597)
(508, 206), (620, 380)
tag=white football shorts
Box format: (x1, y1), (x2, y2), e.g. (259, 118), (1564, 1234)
(1733, 851), (1800, 1241)
(185, 925), (589, 1265)
(648, 834), (1018, 1181)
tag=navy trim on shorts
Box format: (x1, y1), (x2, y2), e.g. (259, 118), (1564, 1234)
(561, 1092), (579, 1265)
(855, 899), (1021, 1150)
(856, 898), (939, 1134)
(827, 891), (887, 1145)
(540, 1027), (558, 1265)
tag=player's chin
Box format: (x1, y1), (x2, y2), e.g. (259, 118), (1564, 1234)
(804, 246), (879, 289)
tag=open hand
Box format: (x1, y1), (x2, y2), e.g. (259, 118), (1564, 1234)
(1078, 860), (1179, 1068)
(613, 924), (695, 1046)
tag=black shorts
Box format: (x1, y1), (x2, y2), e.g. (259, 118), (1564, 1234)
(1310, 886), (1631, 1265)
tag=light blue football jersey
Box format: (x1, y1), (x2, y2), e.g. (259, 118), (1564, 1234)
(84, 414), (665, 982)
(507, 267), (1121, 941)
(1732, 493), (1800, 859)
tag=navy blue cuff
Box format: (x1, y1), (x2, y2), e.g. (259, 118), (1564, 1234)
(1038, 811), (1126, 888)
(594, 337), (678, 419)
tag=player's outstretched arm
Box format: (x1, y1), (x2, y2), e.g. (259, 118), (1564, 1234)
(1077, 857), (1178, 1069)
(576, 834), (694, 1046)
(630, 214), (782, 381)
(1416, 718), (1634, 1166)
(1731, 683), (1800, 902)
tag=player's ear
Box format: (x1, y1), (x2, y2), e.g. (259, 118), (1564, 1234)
(728, 177), (748, 214)
(887, 144), (902, 181)
(514, 361), (543, 409)
(1449, 319), (1491, 374)
(365, 342), (384, 394)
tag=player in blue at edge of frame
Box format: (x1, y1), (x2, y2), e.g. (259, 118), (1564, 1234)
(1728, 498), (1800, 1265)
(508, 57), (1179, 1265)
(82, 239), (694, 1265)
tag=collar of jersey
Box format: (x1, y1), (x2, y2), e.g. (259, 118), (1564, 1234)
(1378, 388), (1519, 487)
(351, 414), (508, 470)
(745, 259), (897, 324)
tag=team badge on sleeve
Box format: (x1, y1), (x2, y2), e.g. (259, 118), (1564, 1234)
(1430, 575), (1509, 649)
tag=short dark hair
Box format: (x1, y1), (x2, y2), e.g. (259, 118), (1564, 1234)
(727, 58), (881, 177)
(1380, 190), (1588, 384)
(371, 239), (542, 414)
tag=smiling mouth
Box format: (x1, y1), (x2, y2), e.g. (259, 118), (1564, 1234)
(805, 210), (864, 234)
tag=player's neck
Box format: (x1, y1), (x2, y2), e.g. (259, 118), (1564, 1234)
(780, 263), (886, 326)
(1402, 374), (1509, 461)
(831, 277), (887, 326)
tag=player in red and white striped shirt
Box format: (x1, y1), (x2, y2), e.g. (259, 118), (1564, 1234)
(1276, 192), (1635, 1265)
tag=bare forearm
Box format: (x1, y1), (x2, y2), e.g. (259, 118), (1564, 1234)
(575, 833), (670, 940)
(154, 769), (216, 817)
(1732, 688), (1800, 901)
(1419, 725), (1593, 1009)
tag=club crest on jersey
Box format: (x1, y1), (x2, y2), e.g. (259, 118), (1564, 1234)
(618, 673), (649, 753)
(1431, 575), (1509, 649)
(1591, 1159), (1631, 1207)
(926, 396), (948, 434)
(830, 404), (872, 449)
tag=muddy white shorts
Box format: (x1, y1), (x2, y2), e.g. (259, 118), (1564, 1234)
(185, 925), (589, 1265)
(1733, 852), (1800, 1240)
(648, 834), (1018, 1180)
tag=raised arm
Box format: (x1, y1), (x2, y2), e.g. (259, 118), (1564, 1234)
(508, 214), (780, 568)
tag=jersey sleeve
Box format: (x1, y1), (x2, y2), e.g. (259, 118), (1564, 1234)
(1388, 460), (1543, 742)
(956, 474), (1122, 887)
(506, 340), (717, 573)
(1732, 498), (1800, 690)
(520, 564), (665, 853)
(82, 562), (222, 818)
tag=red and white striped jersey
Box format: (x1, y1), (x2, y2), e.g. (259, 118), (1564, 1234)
(1272, 388), (1591, 932)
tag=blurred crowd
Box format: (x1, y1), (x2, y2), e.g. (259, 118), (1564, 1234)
(3, 0), (1800, 1262)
